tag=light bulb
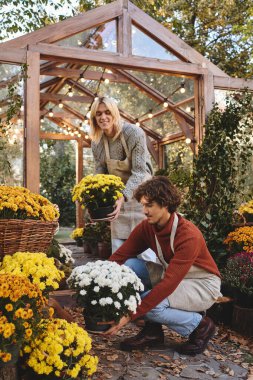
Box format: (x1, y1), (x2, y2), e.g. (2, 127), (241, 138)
(59, 101), (63, 108)
(78, 133), (81, 137)
(163, 101), (169, 108)
(85, 134), (89, 139)
(79, 74), (85, 83)
(135, 120), (140, 127)
(180, 82), (186, 94)
(104, 78), (110, 84)
(185, 137), (191, 144)
(148, 110), (153, 119)
(186, 106), (191, 112)
(77, 40), (82, 46)
(48, 109), (54, 117)
(68, 87), (73, 97)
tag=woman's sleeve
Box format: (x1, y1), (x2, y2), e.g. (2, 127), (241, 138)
(123, 127), (150, 200)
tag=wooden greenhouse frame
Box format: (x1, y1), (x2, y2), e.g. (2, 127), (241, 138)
(0, 0), (252, 226)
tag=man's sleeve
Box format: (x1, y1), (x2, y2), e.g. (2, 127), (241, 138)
(109, 222), (149, 264)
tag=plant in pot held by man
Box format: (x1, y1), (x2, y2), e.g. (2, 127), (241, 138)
(223, 226), (253, 254)
(222, 251), (253, 308)
(67, 260), (143, 331)
(72, 174), (125, 219)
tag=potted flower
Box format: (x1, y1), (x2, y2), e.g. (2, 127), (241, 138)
(238, 199), (253, 223)
(224, 226), (253, 254)
(0, 251), (65, 298)
(21, 318), (98, 379)
(222, 252), (253, 336)
(72, 174), (125, 220)
(0, 274), (45, 366)
(67, 260), (144, 332)
(0, 185), (59, 257)
(70, 227), (84, 247)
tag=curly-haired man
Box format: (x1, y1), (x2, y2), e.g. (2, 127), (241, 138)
(106, 176), (222, 355)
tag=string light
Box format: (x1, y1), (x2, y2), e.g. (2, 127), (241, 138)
(163, 99), (169, 108)
(40, 116), (44, 123)
(59, 100), (63, 108)
(148, 110), (153, 119)
(79, 73), (85, 83)
(180, 81), (186, 94)
(186, 106), (191, 112)
(48, 108), (54, 117)
(135, 119), (140, 127)
(185, 137), (191, 144)
(104, 78), (110, 84)
(68, 87), (73, 97)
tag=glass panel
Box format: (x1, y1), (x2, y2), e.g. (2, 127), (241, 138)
(0, 63), (24, 186)
(144, 112), (181, 136)
(132, 25), (180, 61)
(56, 21), (117, 52)
(127, 70), (194, 103)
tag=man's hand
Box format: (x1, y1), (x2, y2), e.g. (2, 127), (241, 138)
(106, 196), (124, 221)
(103, 315), (131, 335)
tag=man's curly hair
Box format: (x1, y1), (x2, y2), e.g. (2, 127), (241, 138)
(134, 176), (181, 213)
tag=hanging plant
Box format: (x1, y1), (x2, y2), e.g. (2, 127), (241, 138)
(184, 91), (253, 264)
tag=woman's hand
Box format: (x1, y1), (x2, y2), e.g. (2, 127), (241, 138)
(107, 196), (124, 221)
(103, 315), (131, 335)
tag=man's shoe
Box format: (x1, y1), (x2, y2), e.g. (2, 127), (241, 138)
(180, 316), (215, 356)
(120, 322), (164, 351)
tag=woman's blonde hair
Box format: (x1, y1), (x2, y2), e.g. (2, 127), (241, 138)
(89, 97), (122, 143)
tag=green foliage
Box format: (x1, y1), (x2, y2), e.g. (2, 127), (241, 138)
(83, 221), (110, 244)
(185, 92), (253, 262)
(222, 252), (253, 299)
(40, 140), (76, 227)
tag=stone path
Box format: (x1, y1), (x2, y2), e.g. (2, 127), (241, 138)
(61, 244), (253, 380)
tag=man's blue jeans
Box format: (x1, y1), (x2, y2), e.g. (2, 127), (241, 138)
(125, 258), (202, 337)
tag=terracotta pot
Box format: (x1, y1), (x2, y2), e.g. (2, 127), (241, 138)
(98, 242), (111, 260)
(232, 304), (253, 337)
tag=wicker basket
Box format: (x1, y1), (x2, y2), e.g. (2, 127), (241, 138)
(0, 219), (58, 258)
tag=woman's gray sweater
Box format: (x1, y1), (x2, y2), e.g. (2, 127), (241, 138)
(91, 122), (153, 200)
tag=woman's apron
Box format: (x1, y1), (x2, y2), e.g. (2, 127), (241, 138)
(103, 134), (150, 240)
(146, 214), (222, 312)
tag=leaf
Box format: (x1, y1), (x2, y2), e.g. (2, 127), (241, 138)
(106, 354), (119, 361)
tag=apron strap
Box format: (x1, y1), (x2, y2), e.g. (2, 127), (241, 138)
(120, 133), (130, 158)
(103, 135), (110, 160)
(155, 213), (179, 269)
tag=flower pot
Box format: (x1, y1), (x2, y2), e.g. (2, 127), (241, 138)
(98, 242), (111, 260)
(84, 313), (114, 333)
(83, 241), (92, 254)
(84, 242), (99, 256)
(88, 205), (115, 220)
(232, 304), (253, 337)
(243, 213), (253, 223)
(75, 238), (83, 247)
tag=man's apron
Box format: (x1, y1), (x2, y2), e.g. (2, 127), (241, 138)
(146, 214), (222, 312)
(103, 134), (150, 240)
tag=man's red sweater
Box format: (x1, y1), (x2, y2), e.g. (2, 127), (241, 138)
(109, 213), (220, 320)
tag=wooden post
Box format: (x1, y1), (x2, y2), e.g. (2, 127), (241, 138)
(76, 139), (84, 227)
(24, 49), (40, 193)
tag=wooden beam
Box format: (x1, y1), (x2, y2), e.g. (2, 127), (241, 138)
(115, 68), (195, 126)
(160, 131), (190, 145)
(214, 76), (253, 91)
(203, 73), (215, 115)
(128, 2), (229, 78)
(40, 132), (78, 140)
(0, 0), (123, 48)
(40, 67), (129, 82)
(0, 48), (26, 64)
(25, 51), (40, 193)
(30, 43), (206, 76)
(40, 77), (60, 90)
(76, 140), (84, 227)
(174, 114), (195, 153)
(40, 92), (93, 103)
(146, 135), (159, 165)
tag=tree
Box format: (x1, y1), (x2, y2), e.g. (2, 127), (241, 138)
(0, 0), (75, 41)
(184, 92), (253, 264)
(40, 140), (76, 226)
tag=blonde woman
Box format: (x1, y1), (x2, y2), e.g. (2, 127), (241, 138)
(90, 96), (155, 259)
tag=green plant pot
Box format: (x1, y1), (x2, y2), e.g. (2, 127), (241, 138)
(88, 205), (114, 220)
